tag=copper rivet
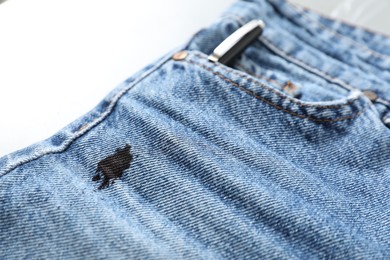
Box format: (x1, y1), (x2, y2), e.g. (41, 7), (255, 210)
(283, 81), (297, 94)
(172, 51), (188, 61)
(362, 90), (377, 101)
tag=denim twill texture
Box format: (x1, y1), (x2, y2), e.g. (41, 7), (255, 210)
(0, 0), (389, 259)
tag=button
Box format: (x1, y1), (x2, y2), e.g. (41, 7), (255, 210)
(172, 51), (188, 61)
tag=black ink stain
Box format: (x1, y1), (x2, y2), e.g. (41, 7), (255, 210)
(92, 144), (133, 190)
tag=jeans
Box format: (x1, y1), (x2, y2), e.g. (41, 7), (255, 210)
(0, 0), (389, 259)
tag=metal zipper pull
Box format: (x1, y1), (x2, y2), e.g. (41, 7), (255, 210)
(208, 19), (265, 66)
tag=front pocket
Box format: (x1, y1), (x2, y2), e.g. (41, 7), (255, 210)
(179, 50), (369, 123)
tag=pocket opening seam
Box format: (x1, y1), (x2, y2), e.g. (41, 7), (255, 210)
(192, 52), (358, 109)
(185, 56), (367, 123)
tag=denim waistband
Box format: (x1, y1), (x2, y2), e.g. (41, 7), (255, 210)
(186, 0), (390, 108)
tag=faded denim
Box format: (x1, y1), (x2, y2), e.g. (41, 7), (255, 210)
(0, 0), (389, 259)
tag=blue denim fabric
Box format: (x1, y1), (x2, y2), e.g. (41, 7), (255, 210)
(1, 0), (389, 259)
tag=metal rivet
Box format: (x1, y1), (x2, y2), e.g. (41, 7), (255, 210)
(172, 51), (188, 61)
(362, 90), (378, 101)
(383, 117), (390, 125)
(282, 81), (297, 94)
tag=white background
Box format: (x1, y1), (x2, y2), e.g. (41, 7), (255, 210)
(1, 0), (389, 157)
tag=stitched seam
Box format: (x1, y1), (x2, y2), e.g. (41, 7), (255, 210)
(289, 2), (390, 61)
(0, 54), (172, 178)
(259, 37), (364, 91)
(295, 3), (390, 39)
(185, 58), (367, 123)
(193, 52), (358, 109)
(235, 64), (285, 89)
(236, 63), (302, 95)
(222, 12), (380, 93)
(268, 6), (383, 75)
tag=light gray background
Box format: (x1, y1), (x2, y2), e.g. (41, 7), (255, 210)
(0, 0), (389, 156)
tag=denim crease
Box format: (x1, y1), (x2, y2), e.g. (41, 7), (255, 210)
(0, 0), (389, 259)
